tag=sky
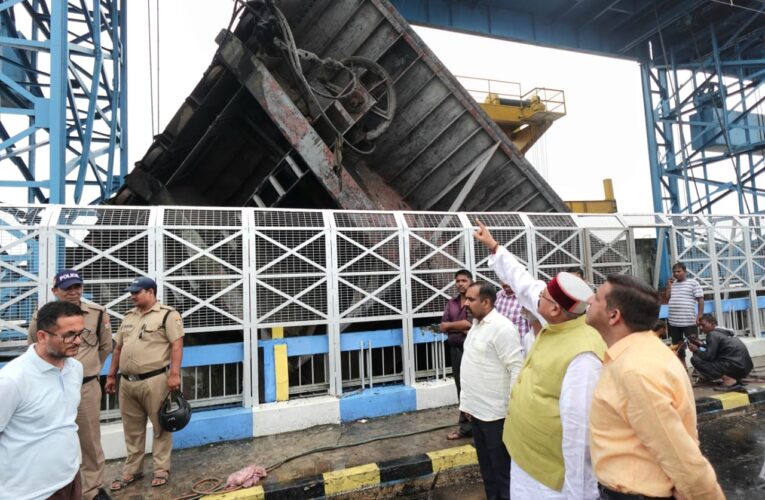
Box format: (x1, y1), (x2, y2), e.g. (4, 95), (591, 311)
(125, 0), (654, 213)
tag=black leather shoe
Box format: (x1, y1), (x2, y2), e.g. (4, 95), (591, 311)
(93, 488), (113, 500)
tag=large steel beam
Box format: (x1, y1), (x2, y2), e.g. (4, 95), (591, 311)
(0, 0), (126, 204)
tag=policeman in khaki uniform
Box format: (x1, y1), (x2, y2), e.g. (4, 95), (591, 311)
(106, 277), (184, 491)
(27, 269), (113, 500)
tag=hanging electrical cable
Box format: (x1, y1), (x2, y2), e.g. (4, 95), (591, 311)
(146, 0), (156, 138)
(156, 0), (161, 130)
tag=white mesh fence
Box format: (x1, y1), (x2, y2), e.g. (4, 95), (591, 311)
(3, 206), (765, 408)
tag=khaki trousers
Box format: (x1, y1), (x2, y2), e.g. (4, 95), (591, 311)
(119, 372), (172, 475)
(77, 378), (106, 500)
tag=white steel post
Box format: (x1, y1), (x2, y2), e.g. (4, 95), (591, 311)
(325, 211), (343, 396)
(394, 211), (416, 386)
(243, 208), (257, 406)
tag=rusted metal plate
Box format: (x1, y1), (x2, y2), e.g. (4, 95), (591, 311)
(108, 0), (567, 214)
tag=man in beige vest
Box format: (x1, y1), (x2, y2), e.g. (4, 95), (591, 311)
(106, 277), (184, 491)
(474, 220), (605, 499)
(28, 269), (113, 500)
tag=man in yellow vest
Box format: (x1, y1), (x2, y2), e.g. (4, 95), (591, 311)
(586, 274), (724, 500)
(474, 220), (606, 499)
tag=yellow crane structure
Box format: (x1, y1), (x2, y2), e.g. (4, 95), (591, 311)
(458, 77), (566, 154)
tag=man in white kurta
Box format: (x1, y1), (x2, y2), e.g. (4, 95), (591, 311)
(474, 220), (605, 500)
(460, 282), (524, 499)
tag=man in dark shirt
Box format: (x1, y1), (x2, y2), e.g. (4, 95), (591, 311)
(690, 313), (753, 391)
(440, 269), (473, 440)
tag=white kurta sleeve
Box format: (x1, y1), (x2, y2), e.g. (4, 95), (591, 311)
(559, 352), (602, 500)
(488, 246), (547, 325)
(493, 320), (524, 390)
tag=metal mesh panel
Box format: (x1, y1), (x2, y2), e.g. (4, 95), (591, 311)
(747, 218), (765, 287)
(160, 221), (247, 332)
(54, 207), (152, 329)
(621, 214), (668, 226)
(164, 209), (242, 227)
(253, 215), (329, 326)
(403, 212), (462, 228)
(334, 212), (397, 228)
(466, 213), (524, 228)
(406, 227), (469, 316)
(672, 224), (713, 288)
(534, 228), (583, 281)
(709, 221), (749, 290)
(475, 228), (528, 286)
(528, 214), (577, 228)
(588, 229), (633, 285)
(0, 207), (45, 342)
(253, 210), (324, 228)
(336, 228), (402, 320)
(255, 276), (328, 325)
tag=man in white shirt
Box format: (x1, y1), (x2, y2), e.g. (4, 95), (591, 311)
(473, 219), (605, 500)
(460, 282), (524, 500)
(0, 301), (85, 500)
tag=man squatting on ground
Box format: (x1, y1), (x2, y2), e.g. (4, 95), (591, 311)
(27, 269), (113, 500)
(473, 220), (606, 499)
(460, 282), (524, 500)
(439, 269), (474, 440)
(106, 277), (184, 491)
(690, 313), (753, 391)
(1, 301), (86, 499)
(586, 274), (724, 499)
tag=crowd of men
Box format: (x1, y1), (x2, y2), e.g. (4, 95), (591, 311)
(0, 218), (756, 499)
(0, 270), (184, 499)
(438, 220), (735, 500)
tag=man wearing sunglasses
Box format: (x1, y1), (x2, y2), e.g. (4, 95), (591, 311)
(2, 301), (86, 499)
(474, 220), (606, 500)
(28, 269), (113, 500)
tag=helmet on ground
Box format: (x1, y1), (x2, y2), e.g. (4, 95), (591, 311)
(158, 390), (192, 432)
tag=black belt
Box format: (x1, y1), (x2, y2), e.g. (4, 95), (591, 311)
(122, 366), (168, 382)
(82, 375), (99, 384)
(598, 484), (672, 500)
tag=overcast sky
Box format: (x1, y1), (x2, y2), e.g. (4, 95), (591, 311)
(126, 0), (654, 213)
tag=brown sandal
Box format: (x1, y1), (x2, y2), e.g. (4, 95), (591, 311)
(110, 472), (144, 491)
(152, 469), (170, 487)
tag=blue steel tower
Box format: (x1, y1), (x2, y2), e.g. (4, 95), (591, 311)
(642, 12), (765, 215)
(0, 0), (127, 204)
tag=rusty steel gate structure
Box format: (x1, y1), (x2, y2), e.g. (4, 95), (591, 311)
(1, 206), (764, 417)
(108, 0), (567, 214)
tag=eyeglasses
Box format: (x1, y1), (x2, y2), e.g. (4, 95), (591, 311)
(537, 292), (558, 308)
(42, 328), (90, 343)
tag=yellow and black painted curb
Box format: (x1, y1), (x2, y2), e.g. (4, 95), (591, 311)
(201, 444), (478, 500)
(201, 388), (765, 500)
(696, 385), (765, 415)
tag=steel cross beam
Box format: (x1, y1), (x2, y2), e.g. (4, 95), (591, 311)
(0, 0), (127, 204)
(643, 21), (765, 216)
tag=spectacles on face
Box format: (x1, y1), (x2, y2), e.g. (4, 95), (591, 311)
(43, 328), (90, 343)
(538, 291), (558, 309)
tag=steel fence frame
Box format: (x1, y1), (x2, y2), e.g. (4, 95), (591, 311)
(2, 205), (765, 413)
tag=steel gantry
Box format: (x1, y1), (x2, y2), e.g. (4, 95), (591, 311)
(642, 16), (765, 215)
(0, 0), (127, 204)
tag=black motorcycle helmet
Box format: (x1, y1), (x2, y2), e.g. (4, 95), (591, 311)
(158, 390), (192, 432)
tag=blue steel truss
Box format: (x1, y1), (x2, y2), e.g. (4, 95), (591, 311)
(642, 21), (765, 215)
(0, 0), (127, 204)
